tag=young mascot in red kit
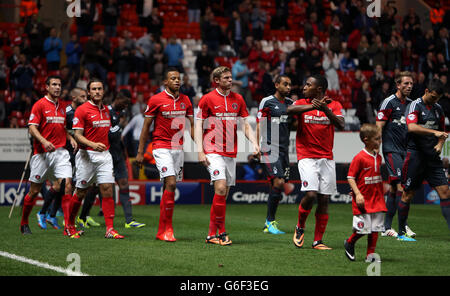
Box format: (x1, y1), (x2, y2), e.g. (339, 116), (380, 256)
(344, 124), (387, 262)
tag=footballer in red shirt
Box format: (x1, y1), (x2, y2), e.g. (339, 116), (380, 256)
(195, 66), (259, 246)
(287, 74), (345, 250)
(20, 76), (78, 237)
(136, 68), (194, 242)
(345, 124), (386, 262)
(71, 79), (124, 239)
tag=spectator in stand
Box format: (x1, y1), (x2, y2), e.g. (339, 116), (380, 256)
(135, 33), (154, 74)
(254, 60), (275, 99)
(195, 43), (215, 94)
(102, 0), (120, 38)
(416, 29), (436, 68)
(306, 0), (324, 22)
(410, 72), (427, 99)
(336, 0), (352, 36)
(386, 34), (401, 71)
(355, 81), (375, 124)
(357, 34), (371, 71)
(0, 50), (8, 91)
(113, 37), (133, 87)
(20, 0), (38, 23)
(372, 80), (391, 113)
(11, 54), (35, 101)
(436, 53), (449, 78)
(232, 52), (254, 107)
(435, 27), (450, 63)
(0, 93), (5, 126)
(353, 3), (376, 38)
(76, 0), (98, 37)
(201, 11), (223, 53)
(267, 41), (282, 69)
(131, 92), (146, 117)
(24, 14), (44, 59)
(76, 68), (91, 90)
(402, 40), (419, 72)
(286, 57), (302, 98)
(305, 48), (323, 76)
(369, 64), (392, 99)
(164, 35), (184, 73)
(187, 0), (202, 23)
(422, 51), (437, 81)
(328, 14), (343, 54)
(180, 74), (196, 104)
(65, 34), (83, 82)
(227, 10), (249, 55)
(43, 27), (62, 71)
(430, 1), (445, 35)
(369, 34), (386, 70)
(323, 50), (340, 91)
(60, 65), (75, 95)
(248, 40), (267, 71)
(240, 35), (254, 59)
(148, 42), (167, 86)
(378, 2), (397, 43)
(401, 8), (422, 43)
(122, 108), (145, 157)
(304, 12), (323, 43)
(275, 52), (288, 76)
(242, 154), (264, 181)
(146, 7), (164, 39)
(340, 50), (356, 72)
(82, 31), (108, 83)
(288, 40), (307, 84)
(250, 0), (267, 41)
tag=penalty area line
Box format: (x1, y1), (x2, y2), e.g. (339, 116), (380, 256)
(0, 250), (89, 276)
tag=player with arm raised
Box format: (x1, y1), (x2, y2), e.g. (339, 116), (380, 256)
(287, 74), (345, 250)
(399, 79), (450, 240)
(20, 76), (78, 237)
(136, 68), (194, 242)
(257, 74), (293, 234)
(195, 66), (260, 246)
(376, 71), (415, 238)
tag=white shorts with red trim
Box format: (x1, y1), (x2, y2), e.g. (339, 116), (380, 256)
(75, 149), (114, 188)
(29, 148), (73, 183)
(205, 153), (236, 186)
(152, 148), (184, 182)
(297, 158), (337, 195)
(352, 212), (386, 234)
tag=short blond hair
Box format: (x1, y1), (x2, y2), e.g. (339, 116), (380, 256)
(359, 124), (380, 142)
(211, 66), (231, 81)
(395, 71), (413, 84)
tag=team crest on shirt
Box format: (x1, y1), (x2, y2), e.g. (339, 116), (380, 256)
(29, 114), (35, 121)
(81, 180), (87, 185)
(35, 175), (41, 180)
(213, 169), (220, 176)
(302, 180), (308, 188)
(161, 166), (168, 173)
(180, 102), (185, 109)
(232, 103), (238, 110)
(73, 117), (79, 125)
(407, 113), (416, 121)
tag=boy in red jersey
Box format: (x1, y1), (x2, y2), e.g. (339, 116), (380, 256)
(70, 79), (124, 239)
(136, 68), (194, 242)
(195, 66), (260, 246)
(288, 74), (345, 250)
(20, 76), (78, 237)
(344, 124), (387, 262)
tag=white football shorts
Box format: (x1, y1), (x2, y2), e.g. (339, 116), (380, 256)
(297, 158), (337, 195)
(352, 212), (386, 234)
(152, 148), (184, 182)
(75, 149), (115, 188)
(205, 153), (236, 186)
(29, 148), (73, 183)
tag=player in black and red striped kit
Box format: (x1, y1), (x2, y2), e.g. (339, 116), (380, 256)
(400, 79), (450, 240)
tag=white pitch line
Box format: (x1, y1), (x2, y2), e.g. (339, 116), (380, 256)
(0, 250), (89, 276)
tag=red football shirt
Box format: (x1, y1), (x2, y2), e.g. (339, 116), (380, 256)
(294, 98), (343, 160)
(144, 90), (193, 150)
(28, 96), (67, 155)
(196, 88), (249, 158)
(347, 149), (387, 215)
(72, 100), (111, 150)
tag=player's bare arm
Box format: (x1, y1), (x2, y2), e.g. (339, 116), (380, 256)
(66, 131), (77, 151)
(136, 116), (154, 166)
(407, 122), (448, 139)
(194, 118), (210, 167)
(348, 178), (365, 210)
(188, 116), (195, 141)
(242, 117), (260, 156)
(74, 129), (107, 152)
(286, 103), (316, 115)
(375, 120), (386, 131)
(29, 124), (55, 152)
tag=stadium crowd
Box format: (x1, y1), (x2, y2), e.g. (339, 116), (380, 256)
(0, 0), (449, 132)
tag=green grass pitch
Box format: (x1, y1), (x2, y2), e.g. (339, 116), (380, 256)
(1, 203), (449, 276)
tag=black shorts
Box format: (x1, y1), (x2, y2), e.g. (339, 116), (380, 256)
(402, 150), (448, 191)
(383, 152), (406, 184)
(261, 150), (290, 181)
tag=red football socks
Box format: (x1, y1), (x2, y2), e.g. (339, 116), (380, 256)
(210, 193), (227, 235)
(158, 190), (175, 236)
(297, 204), (311, 229)
(20, 194), (35, 226)
(314, 213), (329, 242)
(61, 194), (72, 227)
(367, 232), (378, 256)
(69, 194), (82, 226)
(101, 196), (115, 230)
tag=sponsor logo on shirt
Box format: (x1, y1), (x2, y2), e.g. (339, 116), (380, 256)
(364, 175), (382, 185)
(46, 116), (65, 124)
(92, 120), (110, 128)
(303, 115), (330, 125)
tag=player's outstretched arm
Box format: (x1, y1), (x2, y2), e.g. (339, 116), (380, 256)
(286, 103), (315, 115)
(29, 124), (55, 152)
(136, 116), (154, 166)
